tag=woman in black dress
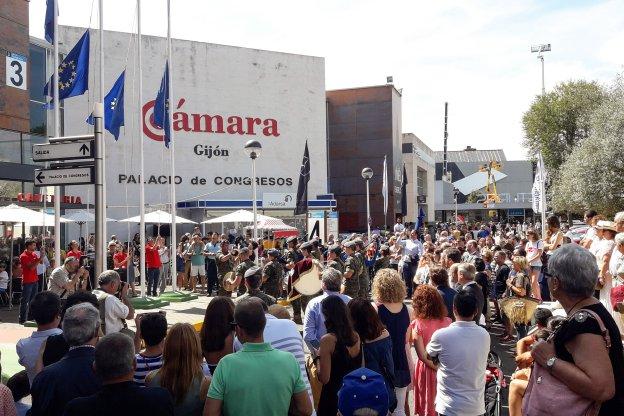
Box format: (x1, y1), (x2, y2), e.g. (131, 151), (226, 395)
(317, 295), (361, 416)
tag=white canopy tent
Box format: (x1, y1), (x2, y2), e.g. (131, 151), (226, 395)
(201, 209), (274, 224)
(63, 210), (118, 223)
(245, 217), (297, 231)
(0, 204), (70, 226)
(118, 210), (196, 225)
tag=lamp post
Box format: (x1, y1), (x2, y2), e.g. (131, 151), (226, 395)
(244, 140), (262, 263)
(453, 187), (459, 226)
(531, 43), (551, 95)
(361, 167), (373, 240)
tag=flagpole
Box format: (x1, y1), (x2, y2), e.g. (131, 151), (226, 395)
(167, 0), (177, 291)
(539, 153), (546, 238)
(53, 0), (61, 269)
(137, 0), (147, 298)
(99, 0), (107, 260)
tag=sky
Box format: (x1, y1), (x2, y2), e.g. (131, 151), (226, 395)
(29, 0), (624, 160)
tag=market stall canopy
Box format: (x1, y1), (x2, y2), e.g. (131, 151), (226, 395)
(62, 210), (117, 223)
(118, 210), (196, 224)
(245, 217), (297, 231)
(0, 204), (70, 225)
(201, 209), (275, 224)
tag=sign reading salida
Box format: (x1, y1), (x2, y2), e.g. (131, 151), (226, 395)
(143, 98), (280, 142)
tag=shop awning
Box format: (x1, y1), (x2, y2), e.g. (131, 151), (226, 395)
(0, 203), (70, 226)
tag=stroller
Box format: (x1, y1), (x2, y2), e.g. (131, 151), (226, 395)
(484, 351), (506, 416)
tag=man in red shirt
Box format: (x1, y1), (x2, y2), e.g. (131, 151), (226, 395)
(19, 239), (43, 324)
(145, 238), (162, 297)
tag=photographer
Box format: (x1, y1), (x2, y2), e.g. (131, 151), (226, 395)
(92, 270), (135, 335)
(48, 257), (88, 299)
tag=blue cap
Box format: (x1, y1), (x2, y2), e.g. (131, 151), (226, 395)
(338, 368), (389, 416)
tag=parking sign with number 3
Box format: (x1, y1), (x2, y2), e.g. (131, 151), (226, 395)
(6, 52), (27, 90)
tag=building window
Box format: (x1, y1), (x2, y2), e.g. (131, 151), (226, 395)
(417, 168), (426, 196)
(29, 43), (48, 135)
(0, 130), (22, 163)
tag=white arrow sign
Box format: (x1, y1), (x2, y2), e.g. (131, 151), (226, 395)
(34, 166), (94, 186)
(32, 141), (94, 162)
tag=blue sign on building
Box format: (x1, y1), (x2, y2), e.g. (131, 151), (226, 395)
(507, 208), (524, 217)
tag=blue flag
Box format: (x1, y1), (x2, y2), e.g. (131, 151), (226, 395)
(153, 61), (171, 148)
(43, 30), (90, 109)
(86, 71), (125, 140)
(45, 0), (57, 44)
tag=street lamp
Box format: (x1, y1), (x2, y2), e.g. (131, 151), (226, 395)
(453, 187), (460, 226)
(244, 140), (262, 263)
(531, 43), (551, 94)
(361, 167), (373, 240)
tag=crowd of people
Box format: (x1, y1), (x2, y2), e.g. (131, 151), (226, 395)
(1, 211), (623, 415)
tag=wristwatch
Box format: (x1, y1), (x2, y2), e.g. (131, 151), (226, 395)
(546, 356), (558, 372)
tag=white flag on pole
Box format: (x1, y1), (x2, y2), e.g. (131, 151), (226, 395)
(382, 155), (388, 216)
(532, 154), (546, 212)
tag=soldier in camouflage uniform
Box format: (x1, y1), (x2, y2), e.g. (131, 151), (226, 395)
(342, 241), (360, 298)
(285, 236), (305, 324)
(354, 239), (369, 299)
(311, 239), (323, 262)
(234, 247), (255, 296)
(326, 245), (345, 273)
(215, 241), (235, 296)
(262, 248), (284, 298)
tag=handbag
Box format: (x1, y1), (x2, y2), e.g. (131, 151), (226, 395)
(306, 355), (322, 410)
(610, 284), (624, 313)
(522, 308), (611, 416)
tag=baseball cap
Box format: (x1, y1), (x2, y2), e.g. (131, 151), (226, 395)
(338, 368), (389, 416)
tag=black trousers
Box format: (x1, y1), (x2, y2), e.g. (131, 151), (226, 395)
(206, 259), (218, 294)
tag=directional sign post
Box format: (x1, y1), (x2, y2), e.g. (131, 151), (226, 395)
(32, 141), (95, 162)
(34, 166), (94, 187)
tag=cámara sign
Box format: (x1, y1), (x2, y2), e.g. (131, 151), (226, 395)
(143, 98), (280, 142)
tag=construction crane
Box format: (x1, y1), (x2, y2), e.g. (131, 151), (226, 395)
(479, 161), (503, 207)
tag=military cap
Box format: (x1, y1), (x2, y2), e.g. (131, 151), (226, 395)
(329, 244), (342, 255)
(239, 247), (250, 255)
(244, 266), (262, 279)
(267, 248), (280, 257)
(343, 240), (357, 249)
(286, 236), (298, 244)
(300, 241), (313, 251)
(353, 238), (364, 246)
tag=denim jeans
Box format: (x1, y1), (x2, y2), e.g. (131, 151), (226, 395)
(19, 282), (38, 323)
(147, 268), (160, 296)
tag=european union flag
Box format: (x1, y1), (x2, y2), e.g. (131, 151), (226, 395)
(153, 61), (171, 148)
(45, 0), (57, 44)
(43, 30), (90, 109)
(87, 71), (125, 140)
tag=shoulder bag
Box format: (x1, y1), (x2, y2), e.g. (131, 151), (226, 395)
(522, 308), (611, 416)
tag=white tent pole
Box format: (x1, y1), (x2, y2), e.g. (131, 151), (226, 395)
(53, 0), (61, 269)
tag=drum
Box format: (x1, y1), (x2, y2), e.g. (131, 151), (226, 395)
(222, 271), (237, 292)
(500, 296), (540, 324)
(293, 261), (322, 296)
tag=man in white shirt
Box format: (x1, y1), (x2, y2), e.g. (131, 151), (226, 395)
(35, 242), (50, 292)
(398, 229), (424, 298)
(48, 256), (88, 298)
(427, 289), (490, 416)
(92, 270), (134, 334)
(157, 237), (170, 295)
(393, 217), (405, 234)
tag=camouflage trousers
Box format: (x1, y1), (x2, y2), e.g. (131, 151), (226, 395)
(343, 276), (360, 298)
(357, 273), (370, 300)
(262, 280), (281, 298)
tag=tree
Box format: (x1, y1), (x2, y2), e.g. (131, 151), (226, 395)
(522, 80), (606, 172)
(551, 76), (624, 216)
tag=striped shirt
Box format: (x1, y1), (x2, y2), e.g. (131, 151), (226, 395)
(234, 315), (313, 412)
(133, 353), (163, 384)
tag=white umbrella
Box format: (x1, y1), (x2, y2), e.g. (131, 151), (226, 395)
(246, 217), (297, 231)
(118, 209), (196, 224)
(62, 210), (117, 223)
(0, 204), (69, 225)
(201, 209), (274, 224)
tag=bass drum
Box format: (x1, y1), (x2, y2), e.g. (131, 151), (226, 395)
(293, 261), (322, 296)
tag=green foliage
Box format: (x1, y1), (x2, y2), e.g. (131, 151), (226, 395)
(522, 80), (606, 171)
(551, 76), (624, 216)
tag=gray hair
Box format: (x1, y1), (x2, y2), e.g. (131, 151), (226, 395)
(62, 303), (100, 346)
(322, 267), (342, 292)
(548, 244), (598, 298)
(457, 263), (476, 281)
(614, 212), (624, 223)
(98, 269), (120, 286)
(615, 233), (624, 247)
(94, 333), (135, 381)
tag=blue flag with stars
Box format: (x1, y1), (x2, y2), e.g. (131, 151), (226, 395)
(43, 30), (90, 109)
(153, 61), (171, 148)
(45, 0), (57, 44)
(86, 71), (125, 140)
